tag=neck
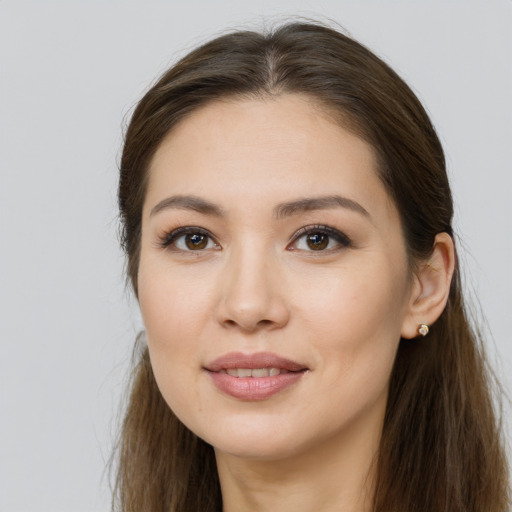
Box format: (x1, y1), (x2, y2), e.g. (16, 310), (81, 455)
(215, 409), (382, 512)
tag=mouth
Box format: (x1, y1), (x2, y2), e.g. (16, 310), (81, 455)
(204, 352), (308, 400)
(205, 351), (308, 373)
(219, 367), (293, 377)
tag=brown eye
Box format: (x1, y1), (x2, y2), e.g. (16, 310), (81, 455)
(185, 233), (208, 250)
(306, 233), (329, 250)
(289, 225), (352, 252)
(161, 228), (219, 252)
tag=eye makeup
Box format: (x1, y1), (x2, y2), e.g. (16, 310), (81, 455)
(156, 222), (352, 255)
(288, 224), (352, 252)
(157, 226), (220, 252)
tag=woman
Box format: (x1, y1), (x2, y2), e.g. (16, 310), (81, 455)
(114, 21), (509, 512)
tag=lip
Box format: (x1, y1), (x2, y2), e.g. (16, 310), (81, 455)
(204, 352), (308, 401)
(205, 352), (307, 372)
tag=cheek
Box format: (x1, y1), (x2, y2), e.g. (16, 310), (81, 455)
(295, 261), (408, 382)
(298, 260), (408, 336)
(138, 258), (210, 341)
(137, 262), (211, 405)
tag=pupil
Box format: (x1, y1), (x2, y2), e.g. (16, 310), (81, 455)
(307, 233), (328, 250)
(186, 233), (207, 250)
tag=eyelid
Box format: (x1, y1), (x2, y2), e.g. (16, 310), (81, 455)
(288, 224), (352, 251)
(156, 224), (351, 252)
(158, 226), (220, 251)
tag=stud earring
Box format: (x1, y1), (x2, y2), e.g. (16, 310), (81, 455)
(418, 324), (429, 337)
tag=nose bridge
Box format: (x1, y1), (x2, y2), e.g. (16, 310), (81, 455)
(217, 237), (288, 331)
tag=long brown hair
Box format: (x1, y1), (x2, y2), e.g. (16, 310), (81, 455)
(114, 22), (509, 511)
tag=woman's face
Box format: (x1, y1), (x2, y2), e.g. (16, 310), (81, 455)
(138, 95), (415, 460)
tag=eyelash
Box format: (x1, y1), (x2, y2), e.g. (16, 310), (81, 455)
(158, 226), (219, 251)
(289, 224), (352, 252)
(158, 224), (352, 252)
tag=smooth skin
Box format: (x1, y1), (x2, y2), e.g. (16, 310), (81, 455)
(138, 94), (455, 512)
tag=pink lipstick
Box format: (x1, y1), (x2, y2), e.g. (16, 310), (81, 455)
(204, 352), (308, 400)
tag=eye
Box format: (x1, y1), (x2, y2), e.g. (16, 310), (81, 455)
(289, 225), (351, 252)
(160, 227), (220, 252)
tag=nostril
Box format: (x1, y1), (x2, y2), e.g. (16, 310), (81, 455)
(221, 317), (281, 332)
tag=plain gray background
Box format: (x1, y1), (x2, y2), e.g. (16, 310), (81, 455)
(1, 1), (510, 511)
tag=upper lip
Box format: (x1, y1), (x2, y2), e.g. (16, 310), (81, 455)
(205, 352), (308, 372)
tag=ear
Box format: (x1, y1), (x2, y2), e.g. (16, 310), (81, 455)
(401, 232), (456, 339)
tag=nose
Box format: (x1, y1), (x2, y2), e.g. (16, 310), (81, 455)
(215, 245), (290, 332)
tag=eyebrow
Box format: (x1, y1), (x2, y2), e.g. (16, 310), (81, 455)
(150, 195), (225, 218)
(149, 194), (370, 220)
(273, 195), (370, 219)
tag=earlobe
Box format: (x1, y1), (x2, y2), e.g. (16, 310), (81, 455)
(401, 232), (456, 339)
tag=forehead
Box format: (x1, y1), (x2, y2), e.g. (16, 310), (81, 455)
(145, 94), (395, 223)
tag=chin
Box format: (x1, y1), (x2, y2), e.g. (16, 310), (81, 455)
(196, 417), (325, 462)
(213, 436), (307, 462)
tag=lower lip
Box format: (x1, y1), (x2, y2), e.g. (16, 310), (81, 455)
(207, 371), (305, 400)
